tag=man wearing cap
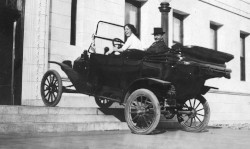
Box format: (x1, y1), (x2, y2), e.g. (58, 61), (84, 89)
(146, 27), (169, 53)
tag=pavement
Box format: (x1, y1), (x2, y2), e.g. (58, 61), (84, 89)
(0, 126), (250, 149)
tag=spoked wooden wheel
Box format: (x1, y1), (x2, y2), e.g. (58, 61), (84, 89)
(177, 95), (210, 132)
(95, 96), (113, 108)
(125, 89), (160, 135)
(40, 70), (63, 107)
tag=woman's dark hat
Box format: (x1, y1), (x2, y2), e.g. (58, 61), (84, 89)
(152, 27), (165, 35)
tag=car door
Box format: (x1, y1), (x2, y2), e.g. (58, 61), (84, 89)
(89, 53), (123, 88)
(102, 54), (123, 88)
(121, 51), (143, 89)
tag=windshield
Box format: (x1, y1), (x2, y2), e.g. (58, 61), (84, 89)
(92, 21), (124, 54)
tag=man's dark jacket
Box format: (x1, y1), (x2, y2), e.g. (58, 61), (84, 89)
(146, 40), (169, 53)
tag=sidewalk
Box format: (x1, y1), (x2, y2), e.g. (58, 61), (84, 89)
(0, 127), (250, 149)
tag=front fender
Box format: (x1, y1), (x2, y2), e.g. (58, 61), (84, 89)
(49, 61), (87, 92)
(49, 61), (72, 69)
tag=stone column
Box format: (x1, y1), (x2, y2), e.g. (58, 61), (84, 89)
(22, 0), (50, 105)
(158, 2), (171, 47)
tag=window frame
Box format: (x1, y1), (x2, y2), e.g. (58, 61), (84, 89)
(125, 0), (141, 38)
(70, 0), (77, 45)
(210, 24), (218, 50)
(240, 33), (246, 81)
(173, 12), (184, 44)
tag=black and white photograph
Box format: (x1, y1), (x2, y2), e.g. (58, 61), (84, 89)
(0, 0), (250, 148)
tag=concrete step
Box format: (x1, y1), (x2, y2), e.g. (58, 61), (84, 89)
(0, 105), (104, 115)
(0, 114), (120, 123)
(0, 122), (128, 134)
(0, 105), (129, 134)
(22, 94), (124, 108)
(0, 105), (180, 134)
(57, 94), (125, 108)
(58, 94), (98, 107)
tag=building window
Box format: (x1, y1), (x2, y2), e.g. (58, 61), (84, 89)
(125, 0), (141, 37)
(173, 13), (184, 44)
(70, 0), (77, 45)
(210, 24), (217, 50)
(209, 22), (222, 50)
(240, 33), (248, 81)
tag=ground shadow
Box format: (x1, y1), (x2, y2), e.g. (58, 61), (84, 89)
(207, 126), (223, 129)
(98, 108), (126, 122)
(150, 129), (168, 135)
(98, 108), (217, 134)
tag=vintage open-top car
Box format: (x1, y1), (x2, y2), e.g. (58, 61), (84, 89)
(41, 21), (234, 134)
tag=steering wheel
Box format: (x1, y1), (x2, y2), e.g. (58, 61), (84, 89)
(112, 38), (124, 49)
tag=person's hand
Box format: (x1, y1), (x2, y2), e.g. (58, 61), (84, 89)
(90, 44), (96, 53)
(106, 47), (115, 55)
(106, 50), (112, 55)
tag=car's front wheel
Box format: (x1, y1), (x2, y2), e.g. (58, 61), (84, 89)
(40, 70), (62, 107)
(125, 89), (161, 135)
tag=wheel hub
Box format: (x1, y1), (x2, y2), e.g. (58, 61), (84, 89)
(47, 84), (57, 92)
(189, 109), (197, 118)
(137, 107), (146, 115)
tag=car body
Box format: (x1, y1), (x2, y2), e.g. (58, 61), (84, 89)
(41, 21), (234, 134)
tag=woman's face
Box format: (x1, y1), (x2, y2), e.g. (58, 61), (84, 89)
(124, 26), (132, 37)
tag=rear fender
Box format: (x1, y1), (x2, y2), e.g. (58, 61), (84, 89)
(199, 85), (218, 95)
(123, 78), (173, 103)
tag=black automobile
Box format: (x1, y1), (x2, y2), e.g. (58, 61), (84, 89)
(41, 21), (234, 134)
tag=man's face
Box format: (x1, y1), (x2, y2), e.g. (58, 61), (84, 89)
(154, 34), (163, 42)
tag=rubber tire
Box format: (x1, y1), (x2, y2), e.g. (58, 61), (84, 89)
(95, 96), (113, 108)
(125, 89), (161, 135)
(40, 70), (63, 107)
(177, 95), (210, 132)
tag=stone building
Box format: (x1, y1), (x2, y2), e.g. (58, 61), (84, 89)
(0, 0), (250, 124)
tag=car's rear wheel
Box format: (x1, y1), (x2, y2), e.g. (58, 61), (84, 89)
(177, 95), (210, 132)
(125, 89), (161, 135)
(41, 70), (63, 107)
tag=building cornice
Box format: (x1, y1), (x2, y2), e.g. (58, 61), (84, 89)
(199, 0), (250, 19)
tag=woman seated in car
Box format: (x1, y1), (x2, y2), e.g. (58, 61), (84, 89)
(112, 24), (144, 53)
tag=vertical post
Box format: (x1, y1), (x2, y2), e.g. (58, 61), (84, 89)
(11, 21), (17, 105)
(70, 0), (77, 45)
(159, 2), (171, 47)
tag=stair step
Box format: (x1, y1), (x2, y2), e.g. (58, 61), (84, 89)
(0, 122), (129, 134)
(0, 114), (120, 123)
(0, 105), (128, 134)
(58, 94), (98, 107)
(0, 105), (104, 115)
